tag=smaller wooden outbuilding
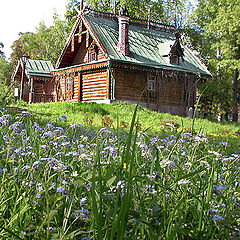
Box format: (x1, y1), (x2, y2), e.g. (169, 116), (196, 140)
(12, 57), (55, 103)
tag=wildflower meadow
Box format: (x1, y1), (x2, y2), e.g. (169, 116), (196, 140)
(0, 105), (239, 239)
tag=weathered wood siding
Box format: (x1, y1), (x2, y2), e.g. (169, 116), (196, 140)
(115, 69), (145, 101)
(82, 69), (108, 102)
(114, 68), (195, 108)
(72, 43), (88, 65)
(55, 65), (109, 103)
(159, 78), (185, 107)
(72, 75), (80, 102)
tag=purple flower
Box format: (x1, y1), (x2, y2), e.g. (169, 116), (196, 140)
(212, 214), (223, 222)
(213, 185), (226, 191)
(80, 197), (87, 206)
(57, 186), (65, 193)
(62, 180), (68, 185)
(37, 185), (43, 192)
(35, 194), (41, 199)
(208, 208), (218, 215)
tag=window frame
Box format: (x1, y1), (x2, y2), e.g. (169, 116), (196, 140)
(90, 51), (97, 62)
(147, 75), (156, 91)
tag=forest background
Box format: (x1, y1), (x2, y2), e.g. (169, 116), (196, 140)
(0, 0), (239, 121)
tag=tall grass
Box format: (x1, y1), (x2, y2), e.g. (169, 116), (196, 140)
(0, 106), (239, 239)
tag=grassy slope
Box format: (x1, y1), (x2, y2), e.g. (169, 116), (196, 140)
(14, 101), (240, 137)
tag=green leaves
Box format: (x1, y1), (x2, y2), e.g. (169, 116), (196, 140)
(188, 0), (240, 120)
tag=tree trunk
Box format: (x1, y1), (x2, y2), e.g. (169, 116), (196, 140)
(232, 69), (239, 121)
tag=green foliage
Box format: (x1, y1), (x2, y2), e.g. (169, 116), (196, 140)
(0, 57), (13, 106)
(64, 0), (192, 27)
(187, 0), (240, 120)
(12, 101), (240, 149)
(120, 120), (129, 129)
(101, 115), (113, 127)
(65, 0), (81, 29)
(0, 42), (4, 58)
(83, 115), (94, 125)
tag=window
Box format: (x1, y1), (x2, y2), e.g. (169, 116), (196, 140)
(88, 43), (98, 62)
(65, 76), (71, 92)
(147, 75), (156, 91)
(90, 52), (96, 62)
(170, 55), (179, 65)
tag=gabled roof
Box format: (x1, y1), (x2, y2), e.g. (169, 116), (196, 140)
(56, 9), (211, 77)
(85, 14), (211, 76)
(12, 59), (54, 81)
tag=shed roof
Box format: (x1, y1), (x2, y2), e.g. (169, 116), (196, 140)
(25, 59), (54, 78)
(84, 14), (211, 76)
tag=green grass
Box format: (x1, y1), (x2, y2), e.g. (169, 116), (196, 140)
(11, 100), (240, 155)
(0, 103), (239, 239)
(13, 101), (240, 136)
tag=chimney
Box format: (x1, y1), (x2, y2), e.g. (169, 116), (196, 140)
(117, 7), (130, 56)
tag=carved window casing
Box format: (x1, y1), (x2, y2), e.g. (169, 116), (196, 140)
(147, 75), (156, 91)
(146, 74), (158, 103)
(169, 55), (179, 65)
(90, 52), (97, 62)
(65, 75), (71, 92)
(64, 73), (74, 100)
(88, 43), (98, 62)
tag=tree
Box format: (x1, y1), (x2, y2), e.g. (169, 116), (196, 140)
(0, 57), (12, 106)
(186, 0), (240, 121)
(0, 42), (5, 58)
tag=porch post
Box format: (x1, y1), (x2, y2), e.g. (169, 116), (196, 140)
(29, 77), (34, 103)
(20, 64), (25, 101)
(19, 54), (29, 101)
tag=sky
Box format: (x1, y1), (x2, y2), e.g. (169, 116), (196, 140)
(0, 0), (68, 60)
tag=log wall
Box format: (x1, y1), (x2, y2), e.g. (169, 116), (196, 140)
(56, 67), (109, 103)
(114, 67), (196, 116)
(115, 69), (145, 101)
(82, 69), (108, 102)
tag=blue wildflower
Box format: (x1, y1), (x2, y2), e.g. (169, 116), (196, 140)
(57, 186), (65, 193)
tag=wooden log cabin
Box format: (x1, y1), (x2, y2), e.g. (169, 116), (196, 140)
(12, 57), (55, 103)
(53, 6), (211, 117)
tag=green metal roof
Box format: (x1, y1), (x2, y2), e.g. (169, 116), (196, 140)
(86, 14), (211, 76)
(25, 59), (54, 78)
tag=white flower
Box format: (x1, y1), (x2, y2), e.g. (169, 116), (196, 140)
(71, 171), (78, 177)
(178, 179), (190, 185)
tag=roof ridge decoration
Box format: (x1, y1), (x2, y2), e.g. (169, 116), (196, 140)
(84, 7), (176, 33)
